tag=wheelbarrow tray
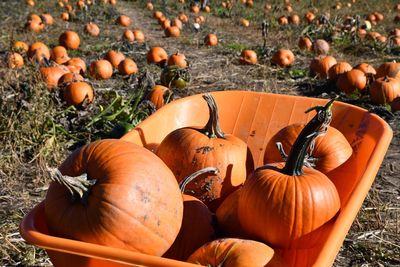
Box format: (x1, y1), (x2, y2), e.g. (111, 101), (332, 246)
(20, 91), (392, 266)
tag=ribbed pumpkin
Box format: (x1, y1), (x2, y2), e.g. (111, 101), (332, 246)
(146, 85), (170, 110)
(147, 47), (168, 65)
(369, 76), (400, 105)
(163, 168), (216, 261)
(133, 30), (145, 43)
(298, 37), (312, 51)
(85, 22), (100, 37)
(336, 69), (367, 94)
(264, 123), (352, 174)
(238, 100), (340, 248)
(7, 53), (24, 69)
(45, 139), (183, 256)
(354, 63), (376, 75)
(204, 34), (218, 46)
(240, 50), (257, 65)
(105, 50), (125, 68)
(310, 56), (337, 79)
(63, 81), (94, 106)
(118, 58), (138, 75)
(188, 238), (283, 267)
(28, 42), (50, 63)
(59, 31), (80, 50)
(375, 62), (400, 79)
(156, 94), (250, 212)
(167, 52), (187, 68)
(328, 62), (352, 81)
(40, 65), (70, 90)
(66, 57), (87, 74)
(50, 46), (70, 64)
(271, 49), (295, 67)
(89, 59), (113, 80)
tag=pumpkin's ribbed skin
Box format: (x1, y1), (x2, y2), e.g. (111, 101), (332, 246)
(163, 194), (215, 261)
(156, 129), (248, 211)
(187, 238), (283, 267)
(45, 139), (183, 256)
(238, 163), (340, 248)
(264, 124), (352, 173)
(147, 85), (169, 110)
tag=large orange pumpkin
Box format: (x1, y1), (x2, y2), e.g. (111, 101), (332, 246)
(45, 139), (183, 256)
(271, 49), (295, 67)
(327, 62), (352, 81)
(187, 238), (283, 267)
(336, 69), (367, 94)
(59, 31), (80, 50)
(28, 42), (50, 63)
(310, 56), (337, 79)
(40, 65), (70, 90)
(238, 100), (340, 249)
(146, 85), (170, 110)
(156, 94), (250, 212)
(375, 62), (400, 79)
(264, 124), (352, 173)
(89, 59), (113, 80)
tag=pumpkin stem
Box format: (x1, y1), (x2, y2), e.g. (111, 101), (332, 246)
(179, 167), (219, 193)
(282, 99), (335, 176)
(201, 94), (225, 139)
(48, 168), (96, 202)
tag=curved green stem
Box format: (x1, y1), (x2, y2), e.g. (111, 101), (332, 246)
(200, 94), (225, 139)
(282, 99), (335, 176)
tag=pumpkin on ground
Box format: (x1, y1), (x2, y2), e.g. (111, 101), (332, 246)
(45, 139), (183, 256)
(63, 81), (94, 106)
(238, 100), (341, 248)
(375, 62), (400, 79)
(146, 85), (171, 109)
(163, 168), (216, 261)
(240, 50), (257, 65)
(40, 65), (70, 90)
(328, 62), (352, 81)
(369, 76), (400, 105)
(59, 31), (80, 50)
(156, 94), (251, 212)
(7, 53), (24, 69)
(167, 52), (187, 68)
(271, 49), (295, 67)
(310, 56), (337, 79)
(147, 47), (168, 65)
(187, 238), (283, 267)
(89, 59), (113, 80)
(118, 58), (138, 75)
(336, 69), (367, 94)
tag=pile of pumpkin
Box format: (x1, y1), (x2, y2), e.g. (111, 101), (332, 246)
(43, 92), (355, 266)
(309, 55), (400, 111)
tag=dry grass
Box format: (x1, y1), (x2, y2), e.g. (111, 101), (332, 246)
(0, 0), (399, 266)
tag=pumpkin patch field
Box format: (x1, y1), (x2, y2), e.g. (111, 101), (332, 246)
(1, 0), (400, 266)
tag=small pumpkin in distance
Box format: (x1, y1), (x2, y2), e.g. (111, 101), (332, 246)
(167, 52), (187, 68)
(63, 81), (94, 106)
(40, 65), (70, 90)
(105, 50), (126, 68)
(204, 33), (218, 46)
(310, 55), (337, 79)
(122, 30), (135, 42)
(336, 69), (367, 94)
(147, 47), (168, 65)
(147, 85), (171, 110)
(89, 59), (113, 80)
(277, 16), (289, 25)
(375, 62), (400, 79)
(188, 238), (283, 267)
(156, 94), (251, 212)
(289, 14), (300, 25)
(271, 49), (295, 67)
(238, 100), (340, 248)
(60, 12), (70, 21)
(133, 30), (145, 42)
(44, 139), (183, 256)
(354, 63), (376, 75)
(369, 76), (400, 105)
(50, 46), (70, 64)
(328, 62), (352, 81)
(240, 50), (257, 65)
(58, 72), (84, 86)
(118, 58), (138, 75)
(165, 26), (180, 37)
(28, 42), (50, 63)
(298, 36), (313, 51)
(40, 13), (54, 25)
(7, 53), (24, 69)
(59, 31), (80, 50)
(116, 15), (131, 27)
(66, 57), (87, 74)
(312, 39), (330, 55)
(13, 41), (29, 53)
(85, 23), (100, 37)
